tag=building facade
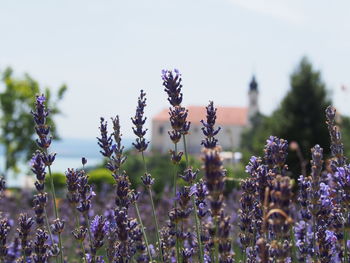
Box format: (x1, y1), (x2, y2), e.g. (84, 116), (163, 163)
(151, 76), (259, 154)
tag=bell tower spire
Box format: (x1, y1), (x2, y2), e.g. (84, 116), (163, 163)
(248, 75), (259, 120)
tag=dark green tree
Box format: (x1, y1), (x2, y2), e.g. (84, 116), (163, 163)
(0, 67), (67, 178)
(339, 115), (350, 158)
(241, 57), (332, 176)
(274, 57), (331, 175)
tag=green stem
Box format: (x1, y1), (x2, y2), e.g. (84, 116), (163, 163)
(192, 197), (204, 263)
(47, 165), (58, 218)
(344, 208), (349, 263)
(290, 225), (297, 263)
(182, 135), (189, 165)
(73, 208), (87, 263)
(183, 135), (204, 263)
(141, 152), (148, 173)
(141, 151), (164, 262)
(214, 217), (219, 263)
(47, 164), (64, 263)
(148, 187), (164, 262)
(312, 216), (317, 261)
(173, 143), (180, 263)
(134, 202), (153, 262)
(44, 208), (55, 244)
(84, 214), (94, 261)
(44, 208), (59, 263)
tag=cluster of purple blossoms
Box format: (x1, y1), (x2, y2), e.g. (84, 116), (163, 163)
(17, 213), (35, 261)
(201, 101), (234, 263)
(201, 101), (221, 149)
(3, 70), (350, 263)
(162, 69), (183, 107)
(97, 113), (149, 263)
(31, 95), (56, 166)
(131, 90), (149, 153)
(239, 135), (293, 262)
(162, 69), (190, 149)
(30, 95), (65, 261)
(264, 136), (288, 173)
(0, 177), (5, 196)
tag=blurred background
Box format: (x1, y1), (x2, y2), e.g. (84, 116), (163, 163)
(1, 0), (350, 193)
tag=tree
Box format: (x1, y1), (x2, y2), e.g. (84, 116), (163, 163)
(0, 67), (67, 178)
(241, 57), (332, 176)
(339, 115), (350, 159)
(274, 57), (331, 175)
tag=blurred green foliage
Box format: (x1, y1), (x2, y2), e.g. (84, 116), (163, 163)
(339, 116), (350, 159)
(224, 163), (247, 193)
(88, 168), (115, 191)
(45, 172), (66, 190)
(241, 57), (332, 177)
(82, 150), (245, 196)
(0, 67), (67, 178)
(122, 151), (202, 196)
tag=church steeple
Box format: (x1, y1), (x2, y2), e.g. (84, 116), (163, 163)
(248, 75), (259, 121)
(249, 75), (258, 92)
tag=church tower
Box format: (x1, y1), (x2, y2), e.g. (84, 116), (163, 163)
(248, 75), (259, 121)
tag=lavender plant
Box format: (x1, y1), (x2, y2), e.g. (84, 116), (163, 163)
(131, 90), (162, 262)
(31, 94), (64, 262)
(2, 70), (350, 263)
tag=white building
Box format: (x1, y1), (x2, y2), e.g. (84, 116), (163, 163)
(151, 76), (259, 154)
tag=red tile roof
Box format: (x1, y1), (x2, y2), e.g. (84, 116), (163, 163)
(153, 106), (248, 126)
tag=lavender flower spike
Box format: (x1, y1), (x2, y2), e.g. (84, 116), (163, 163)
(0, 217), (10, 260)
(162, 69), (183, 107)
(97, 117), (113, 158)
(201, 101), (221, 149)
(17, 213), (34, 259)
(31, 94), (51, 149)
(131, 90), (149, 152)
(32, 229), (49, 263)
(325, 105), (346, 166)
(90, 215), (109, 256)
(264, 135), (288, 170)
(0, 176), (5, 198)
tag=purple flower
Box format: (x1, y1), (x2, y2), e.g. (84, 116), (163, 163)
(162, 69), (183, 107)
(168, 106), (191, 135)
(77, 170), (94, 214)
(203, 148), (226, 217)
(65, 168), (80, 205)
(97, 117), (113, 158)
(325, 230), (337, 244)
(298, 175), (311, 220)
(33, 229), (49, 263)
(264, 136), (288, 170)
(90, 215), (109, 257)
(326, 106), (345, 166)
(0, 218), (10, 259)
(131, 90), (149, 152)
(91, 215), (109, 236)
(180, 168), (199, 183)
(0, 177), (5, 196)
(30, 151), (46, 187)
(294, 220), (311, 261)
(37, 94), (46, 104)
(50, 218), (65, 234)
(86, 254), (105, 263)
(201, 101), (221, 149)
(31, 94), (52, 149)
(141, 173), (154, 187)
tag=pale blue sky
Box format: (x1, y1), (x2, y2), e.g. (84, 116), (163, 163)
(1, 0), (350, 139)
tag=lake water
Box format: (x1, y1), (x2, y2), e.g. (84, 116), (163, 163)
(1, 155), (103, 188)
(1, 137), (134, 188)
